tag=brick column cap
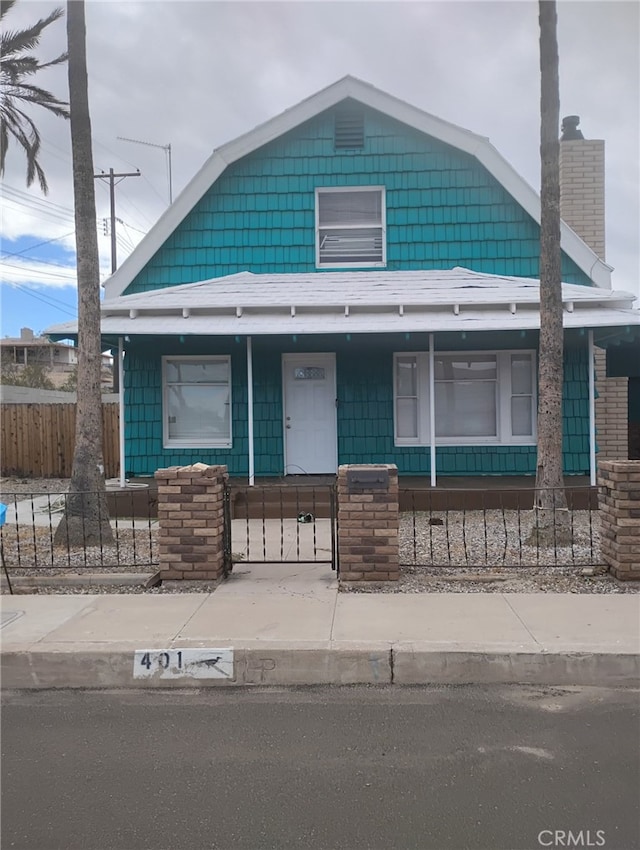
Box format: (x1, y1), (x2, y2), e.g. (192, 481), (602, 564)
(338, 463), (398, 472)
(599, 460), (640, 473)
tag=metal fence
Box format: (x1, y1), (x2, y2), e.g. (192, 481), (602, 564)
(400, 488), (601, 568)
(0, 489), (158, 571)
(1, 484), (602, 576)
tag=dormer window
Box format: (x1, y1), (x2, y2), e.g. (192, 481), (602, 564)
(315, 186), (386, 268)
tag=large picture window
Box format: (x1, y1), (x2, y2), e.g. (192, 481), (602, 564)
(393, 350), (536, 446)
(162, 356), (231, 448)
(315, 186), (386, 268)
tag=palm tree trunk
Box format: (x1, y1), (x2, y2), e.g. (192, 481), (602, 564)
(530, 0), (570, 546)
(54, 0), (113, 547)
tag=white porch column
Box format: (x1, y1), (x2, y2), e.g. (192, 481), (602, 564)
(118, 337), (126, 487)
(588, 329), (596, 486)
(246, 336), (255, 486)
(429, 332), (436, 487)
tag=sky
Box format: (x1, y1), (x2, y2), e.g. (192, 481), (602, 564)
(1, 0), (638, 340)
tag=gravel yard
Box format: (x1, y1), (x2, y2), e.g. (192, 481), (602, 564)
(1, 476), (638, 594)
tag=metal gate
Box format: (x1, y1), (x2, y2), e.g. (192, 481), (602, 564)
(223, 484), (338, 573)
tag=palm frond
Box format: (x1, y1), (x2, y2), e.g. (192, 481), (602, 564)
(1, 103), (48, 192)
(0, 1), (67, 193)
(0, 8), (64, 57)
(4, 82), (70, 118)
(0, 1), (17, 23)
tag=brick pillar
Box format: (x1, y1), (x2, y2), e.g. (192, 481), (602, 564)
(155, 463), (228, 581)
(598, 460), (640, 581)
(337, 464), (399, 582)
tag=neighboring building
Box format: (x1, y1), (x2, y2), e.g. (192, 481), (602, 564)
(0, 327), (112, 389)
(47, 77), (640, 481)
(1, 327), (78, 381)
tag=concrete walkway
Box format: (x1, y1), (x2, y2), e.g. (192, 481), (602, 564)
(2, 563), (639, 689)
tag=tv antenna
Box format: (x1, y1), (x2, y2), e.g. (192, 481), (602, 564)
(117, 136), (173, 204)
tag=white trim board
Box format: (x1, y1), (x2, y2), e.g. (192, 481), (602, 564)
(103, 76), (612, 300)
(46, 269), (639, 341)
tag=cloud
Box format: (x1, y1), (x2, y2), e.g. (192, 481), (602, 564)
(0, 256), (77, 289)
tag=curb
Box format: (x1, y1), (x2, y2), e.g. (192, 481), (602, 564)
(2, 644), (638, 689)
(1, 573), (158, 590)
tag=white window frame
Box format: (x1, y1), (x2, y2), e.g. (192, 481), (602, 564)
(162, 355), (232, 449)
(393, 349), (537, 447)
(315, 185), (386, 269)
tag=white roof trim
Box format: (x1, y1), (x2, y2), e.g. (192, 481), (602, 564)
(46, 308), (640, 339)
(103, 77), (612, 300)
(49, 269), (637, 340)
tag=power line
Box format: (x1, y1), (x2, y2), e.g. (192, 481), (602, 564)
(2, 197), (77, 228)
(94, 168), (141, 273)
(119, 219), (146, 235)
(4, 281), (77, 317)
(115, 232), (133, 252)
(3, 185), (76, 216)
(0, 253), (77, 273)
(0, 231), (75, 260)
(6, 279), (78, 311)
(0, 262), (77, 282)
(108, 183), (155, 229)
(93, 138), (139, 172)
(0, 250), (78, 272)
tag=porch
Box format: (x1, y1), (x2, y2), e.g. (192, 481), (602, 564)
(117, 473), (596, 517)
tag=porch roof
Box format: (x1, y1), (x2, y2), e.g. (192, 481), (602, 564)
(47, 268), (640, 340)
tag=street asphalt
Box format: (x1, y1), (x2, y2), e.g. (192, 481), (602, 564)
(2, 685), (639, 850)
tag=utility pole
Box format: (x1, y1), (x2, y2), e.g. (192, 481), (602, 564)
(93, 167), (140, 273)
(117, 136), (173, 204)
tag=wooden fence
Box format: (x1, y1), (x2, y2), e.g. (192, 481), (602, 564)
(1, 403), (119, 478)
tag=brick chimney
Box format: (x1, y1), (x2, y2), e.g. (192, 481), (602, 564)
(560, 117), (628, 460)
(559, 115), (605, 260)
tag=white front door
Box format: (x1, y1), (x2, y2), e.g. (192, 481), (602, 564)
(282, 353), (337, 474)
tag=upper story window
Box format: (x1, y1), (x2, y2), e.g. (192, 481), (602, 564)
(315, 186), (386, 268)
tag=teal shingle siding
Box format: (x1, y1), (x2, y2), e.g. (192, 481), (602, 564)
(124, 106), (593, 295)
(125, 338), (248, 477)
(125, 333), (590, 478)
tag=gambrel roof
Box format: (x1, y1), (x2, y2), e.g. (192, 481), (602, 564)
(103, 76), (613, 299)
(49, 268), (638, 342)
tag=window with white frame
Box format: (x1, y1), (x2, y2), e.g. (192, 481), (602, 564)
(316, 186), (386, 268)
(162, 356), (231, 448)
(393, 350), (536, 446)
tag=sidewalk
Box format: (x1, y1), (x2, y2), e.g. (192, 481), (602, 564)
(2, 563), (639, 689)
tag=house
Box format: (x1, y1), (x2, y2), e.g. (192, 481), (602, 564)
(0, 328), (113, 390)
(46, 76), (640, 483)
(1, 327), (78, 385)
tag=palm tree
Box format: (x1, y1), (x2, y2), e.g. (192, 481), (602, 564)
(530, 0), (570, 545)
(0, 0), (69, 193)
(54, 0), (113, 547)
